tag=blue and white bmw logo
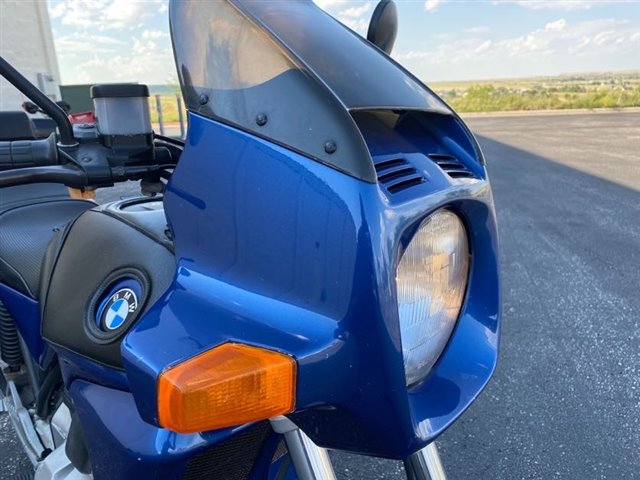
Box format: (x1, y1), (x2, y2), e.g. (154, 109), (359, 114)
(100, 288), (139, 331)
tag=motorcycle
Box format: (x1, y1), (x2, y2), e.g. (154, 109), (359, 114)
(0, 1), (500, 478)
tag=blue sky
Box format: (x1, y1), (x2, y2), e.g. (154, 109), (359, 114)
(48, 0), (640, 85)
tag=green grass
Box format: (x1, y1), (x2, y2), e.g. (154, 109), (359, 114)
(148, 93), (186, 124)
(429, 71), (640, 113)
(147, 71), (640, 120)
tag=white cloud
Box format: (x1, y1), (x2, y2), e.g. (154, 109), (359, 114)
(546, 18), (567, 32)
(338, 4), (372, 32)
(103, 0), (144, 29)
(50, 0), (173, 85)
(315, 1), (373, 34)
(49, 1), (69, 19)
(47, 0), (153, 31)
(425, 0), (443, 12)
(142, 29), (167, 40)
(55, 31), (125, 54)
(340, 2), (372, 18)
(65, 42), (175, 85)
(395, 18), (640, 81)
(475, 40), (493, 53)
(314, 0), (349, 8)
(492, 0), (621, 10)
(133, 39), (157, 55)
(592, 29), (618, 46)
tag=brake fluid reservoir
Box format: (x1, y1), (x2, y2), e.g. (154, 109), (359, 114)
(91, 84), (151, 136)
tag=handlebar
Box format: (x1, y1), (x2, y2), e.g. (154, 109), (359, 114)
(0, 55), (180, 189)
(0, 165), (87, 188)
(0, 134), (58, 170)
(0, 132), (178, 189)
(0, 133), (89, 187)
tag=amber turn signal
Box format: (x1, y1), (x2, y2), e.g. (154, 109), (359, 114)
(158, 343), (296, 433)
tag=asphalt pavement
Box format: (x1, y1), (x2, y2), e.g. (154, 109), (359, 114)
(1, 111), (638, 478)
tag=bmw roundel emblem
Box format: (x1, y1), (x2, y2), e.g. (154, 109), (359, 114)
(100, 288), (139, 331)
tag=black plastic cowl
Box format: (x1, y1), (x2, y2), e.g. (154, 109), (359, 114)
(90, 84), (149, 98)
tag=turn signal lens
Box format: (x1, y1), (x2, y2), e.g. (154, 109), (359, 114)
(158, 343), (296, 433)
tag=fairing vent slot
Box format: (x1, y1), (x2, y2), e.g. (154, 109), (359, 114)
(374, 157), (425, 194)
(428, 154), (476, 179)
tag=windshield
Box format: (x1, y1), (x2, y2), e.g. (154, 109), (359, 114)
(237, 1), (449, 112)
(170, 0), (452, 182)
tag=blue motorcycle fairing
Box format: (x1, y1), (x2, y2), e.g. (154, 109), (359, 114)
(122, 112), (500, 459)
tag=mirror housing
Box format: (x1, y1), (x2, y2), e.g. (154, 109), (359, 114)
(367, 0), (398, 55)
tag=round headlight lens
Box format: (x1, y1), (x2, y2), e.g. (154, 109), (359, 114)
(397, 209), (470, 386)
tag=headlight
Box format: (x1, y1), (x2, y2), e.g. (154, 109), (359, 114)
(397, 209), (470, 386)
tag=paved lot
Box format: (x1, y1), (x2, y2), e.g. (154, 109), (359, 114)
(442, 112), (639, 479)
(2, 111), (639, 478)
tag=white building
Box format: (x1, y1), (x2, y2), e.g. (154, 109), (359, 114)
(0, 0), (61, 111)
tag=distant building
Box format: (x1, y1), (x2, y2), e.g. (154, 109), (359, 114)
(0, 0), (61, 111)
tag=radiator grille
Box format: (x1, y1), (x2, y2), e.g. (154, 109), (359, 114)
(182, 423), (271, 480)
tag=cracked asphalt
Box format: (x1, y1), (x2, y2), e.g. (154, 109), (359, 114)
(2, 111), (639, 479)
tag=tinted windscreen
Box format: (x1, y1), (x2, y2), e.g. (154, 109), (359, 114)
(237, 0), (450, 112)
(170, 0), (376, 182)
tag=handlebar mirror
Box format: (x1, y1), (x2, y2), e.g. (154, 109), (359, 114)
(367, 0), (398, 55)
(0, 55), (76, 146)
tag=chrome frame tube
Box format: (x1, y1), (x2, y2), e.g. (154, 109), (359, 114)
(270, 416), (336, 480)
(404, 442), (447, 480)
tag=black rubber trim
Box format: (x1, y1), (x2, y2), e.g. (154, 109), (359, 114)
(35, 363), (62, 418)
(90, 84), (149, 98)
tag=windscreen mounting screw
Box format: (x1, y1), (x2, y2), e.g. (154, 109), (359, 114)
(324, 140), (337, 154)
(198, 94), (209, 105)
(256, 113), (268, 126)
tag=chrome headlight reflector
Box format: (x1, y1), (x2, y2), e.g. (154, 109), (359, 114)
(397, 209), (470, 386)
